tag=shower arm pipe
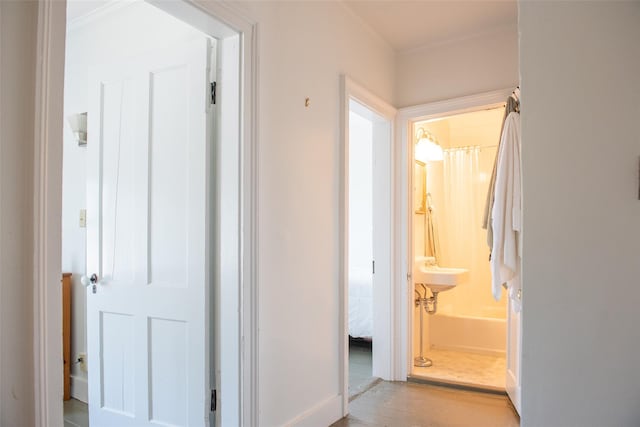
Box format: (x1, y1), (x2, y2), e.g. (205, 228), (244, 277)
(424, 193), (439, 265)
(423, 204), (428, 260)
(427, 192), (434, 211)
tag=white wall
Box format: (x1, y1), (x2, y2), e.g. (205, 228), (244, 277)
(234, 1), (395, 425)
(63, 1), (205, 400)
(395, 25), (519, 108)
(0, 1), (37, 425)
(519, 2), (640, 426)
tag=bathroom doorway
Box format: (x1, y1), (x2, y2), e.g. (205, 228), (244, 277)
(410, 107), (507, 390)
(340, 77), (396, 412)
(398, 89), (521, 415)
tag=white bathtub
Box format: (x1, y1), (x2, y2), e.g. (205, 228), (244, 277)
(429, 313), (506, 355)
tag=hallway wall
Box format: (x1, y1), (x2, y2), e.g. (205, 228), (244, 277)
(235, 1), (395, 425)
(395, 24), (519, 108)
(0, 2), (38, 425)
(519, 2), (640, 425)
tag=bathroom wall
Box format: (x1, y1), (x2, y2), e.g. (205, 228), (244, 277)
(413, 120), (449, 261)
(63, 2), (206, 401)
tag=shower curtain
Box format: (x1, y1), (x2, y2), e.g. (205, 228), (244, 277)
(439, 147), (497, 317)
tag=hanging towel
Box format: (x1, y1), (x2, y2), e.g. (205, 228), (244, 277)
(490, 112), (522, 311)
(483, 90), (520, 250)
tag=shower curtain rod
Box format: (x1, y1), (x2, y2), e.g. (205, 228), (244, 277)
(444, 144), (498, 152)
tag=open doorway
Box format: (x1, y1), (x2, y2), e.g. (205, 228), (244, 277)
(346, 103), (375, 398)
(59, 1), (247, 425)
(397, 88), (521, 415)
(409, 107), (507, 389)
(340, 77), (396, 412)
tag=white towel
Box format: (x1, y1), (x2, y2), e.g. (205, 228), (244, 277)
(490, 112), (522, 311)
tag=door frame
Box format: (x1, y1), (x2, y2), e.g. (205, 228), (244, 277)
(394, 88), (514, 381)
(339, 76), (396, 415)
(32, 1), (259, 425)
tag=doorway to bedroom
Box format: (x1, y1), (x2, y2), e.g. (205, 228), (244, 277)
(347, 104), (375, 397)
(346, 98), (392, 398)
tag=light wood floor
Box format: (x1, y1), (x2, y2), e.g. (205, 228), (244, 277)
(63, 370), (519, 427)
(64, 398), (89, 427)
(332, 380), (520, 427)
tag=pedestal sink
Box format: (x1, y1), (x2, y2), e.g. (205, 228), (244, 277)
(413, 257), (469, 368)
(413, 257), (469, 292)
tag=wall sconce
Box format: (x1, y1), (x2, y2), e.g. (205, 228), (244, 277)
(415, 127), (443, 162)
(67, 112), (87, 146)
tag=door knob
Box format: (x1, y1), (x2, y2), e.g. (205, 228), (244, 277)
(81, 274), (98, 287)
(81, 274), (99, 293)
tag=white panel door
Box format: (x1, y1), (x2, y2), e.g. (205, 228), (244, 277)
(371, 119), (392, 380)
(506, 297), (522, 414)
(86, 37), (213, 427)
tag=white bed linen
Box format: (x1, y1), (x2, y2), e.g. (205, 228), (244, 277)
(348, 268), (373, 338)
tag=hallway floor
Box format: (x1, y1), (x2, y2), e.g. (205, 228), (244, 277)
(349, 338), (378, 398)
(64, 398), (89, 427)
(332, 380), (519, 427)
(411, 348), (506, 391)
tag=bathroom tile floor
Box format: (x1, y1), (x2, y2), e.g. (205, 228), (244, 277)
(411, 348), (506, 391)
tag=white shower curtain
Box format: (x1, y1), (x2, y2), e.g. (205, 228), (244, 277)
(439, 147), (496, 316)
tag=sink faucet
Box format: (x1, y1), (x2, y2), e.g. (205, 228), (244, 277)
(424, 256), (437, 267)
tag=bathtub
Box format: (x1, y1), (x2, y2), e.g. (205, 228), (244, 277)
(429, 313), (506, 355)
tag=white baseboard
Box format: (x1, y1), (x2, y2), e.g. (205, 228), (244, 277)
(284, 394), (343, 427)
(70, 375), (88, 403)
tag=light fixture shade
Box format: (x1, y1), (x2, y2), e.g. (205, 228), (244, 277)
(415, 137), (443, 162)
(67, 112), (87, 146)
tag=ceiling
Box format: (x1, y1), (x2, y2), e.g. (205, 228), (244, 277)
(342, 0), (517, 52)
(67, 0), (518, 53)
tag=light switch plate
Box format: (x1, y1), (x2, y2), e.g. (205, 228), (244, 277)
(79, 209), (86, 228)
